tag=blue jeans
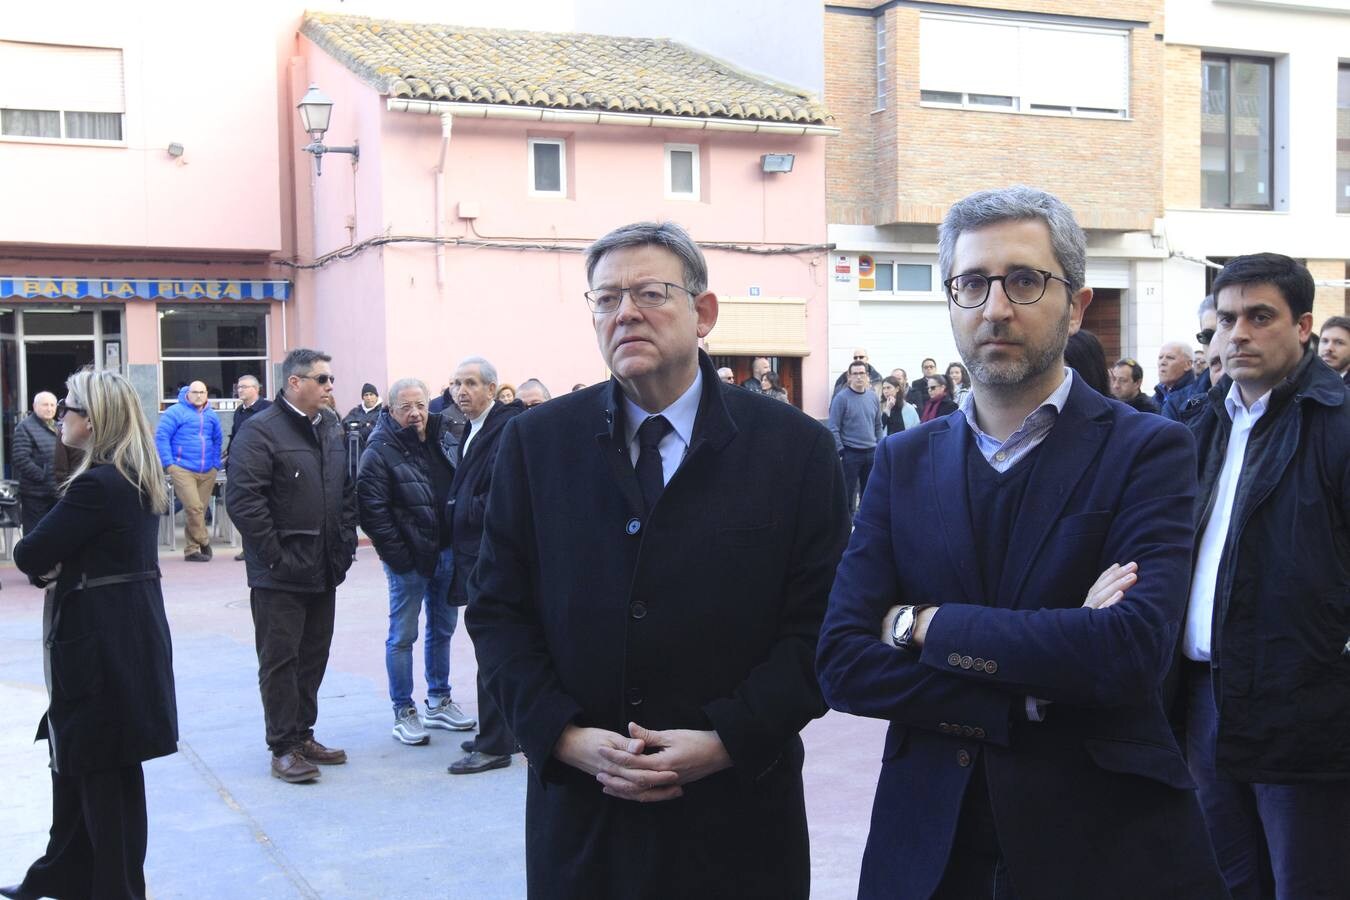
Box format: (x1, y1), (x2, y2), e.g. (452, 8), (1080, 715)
(1185, 662), (1350, 899)
(384, 548), (457, 712)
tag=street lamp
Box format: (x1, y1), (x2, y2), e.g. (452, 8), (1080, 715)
(297, 84), (358, 176)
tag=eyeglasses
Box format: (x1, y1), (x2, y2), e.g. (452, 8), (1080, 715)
(943, 268), (1072, 308)
(1196, 328), (1215, 346)
(928, 383), (945, 392)
(393, 402), (427, 414)
(584, 281), (694, 314)
(297, 373), (336, 386)
(56, 400), (86, 420)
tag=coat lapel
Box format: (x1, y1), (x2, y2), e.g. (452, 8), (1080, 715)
(929, 414), (985, 606)
(998, 377), (1111, 608)
(595, 382), (645, 516)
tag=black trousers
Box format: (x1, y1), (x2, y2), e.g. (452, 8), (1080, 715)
(932, 759), (1021, 900)
(470, 670), (517, 756)
(19, 764), (148, 900)
(250, 587), (336, 755)
(20, 493), (55, 536)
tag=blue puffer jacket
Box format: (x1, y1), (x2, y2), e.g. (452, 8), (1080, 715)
(155, 385), (223, 473)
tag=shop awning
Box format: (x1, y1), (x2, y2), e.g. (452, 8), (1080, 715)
(0, 277), (291, 301)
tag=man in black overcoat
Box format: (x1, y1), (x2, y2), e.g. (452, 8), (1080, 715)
(465, 221), (849, 899)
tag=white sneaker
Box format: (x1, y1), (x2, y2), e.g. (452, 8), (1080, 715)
(392, 707), (430, 745)
(424, 697), (476, 731)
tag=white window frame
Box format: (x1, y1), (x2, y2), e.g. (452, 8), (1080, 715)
(917, 13), (1130, 120)
(664, 143), (700, 200)
(0, 41), (126, 145)
(527, 138), (567, 197)
(876, 17), (888, 111)
(863, 257), (943, 301)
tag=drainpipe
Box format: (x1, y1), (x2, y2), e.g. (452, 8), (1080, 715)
(435, 114), (452, 288)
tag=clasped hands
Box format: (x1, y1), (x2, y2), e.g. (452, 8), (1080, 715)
(554, 722), (732, 803)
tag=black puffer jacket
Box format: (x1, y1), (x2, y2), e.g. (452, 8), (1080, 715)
(1181, 349), (1350, 782)
(357, 410), (457, 577)
(341, 402), (382, 450)
(13, 414), (58, 499)
(225, 395), (358, 592)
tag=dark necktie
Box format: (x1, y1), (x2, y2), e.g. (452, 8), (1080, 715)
(634, 415), (671, 513)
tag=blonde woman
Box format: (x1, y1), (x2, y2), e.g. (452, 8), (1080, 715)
(4, 369), (178, 900)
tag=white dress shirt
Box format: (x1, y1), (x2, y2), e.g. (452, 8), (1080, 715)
(621, 369), (703, 486)
(1184, 382), (1271, 662)
(462, 401), (494, 457)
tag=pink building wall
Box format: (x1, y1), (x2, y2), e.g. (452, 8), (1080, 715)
(298, 36), (832, 415)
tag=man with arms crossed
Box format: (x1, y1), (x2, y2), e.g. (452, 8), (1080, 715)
(467, 222), (848, 898)
(1180, 254), (1350, 898)
(817, 187), (1224, 899)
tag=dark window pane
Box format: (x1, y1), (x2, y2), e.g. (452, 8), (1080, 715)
(64, 111), (122, 141)
(1, 108), (60, 138)
(160, 307), (267, 357)
(23, 311), (94, 335)
(1201, 59), (1230, 208)
(101, 309), (121, 335)
(162, 359), (267, 403)
(533, 142), (562, 192)
(897, 264), (931, 291)
(1230, 60), (1271, 207)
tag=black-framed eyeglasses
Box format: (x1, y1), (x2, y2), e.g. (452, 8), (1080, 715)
(297, 373), (336, 386)
(927, 383), (945, 392)
(943, 268), (1072, 308)
(56, 400), (86, 420)
(584, 281), (694, 314)
(1196, 328), (1215, 346)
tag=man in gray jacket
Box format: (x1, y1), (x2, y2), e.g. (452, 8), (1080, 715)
(829, 360), (883, 515)
(12, 392), (59, 534)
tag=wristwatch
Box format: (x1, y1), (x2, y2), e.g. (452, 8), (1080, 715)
(890, 605), (932, 652)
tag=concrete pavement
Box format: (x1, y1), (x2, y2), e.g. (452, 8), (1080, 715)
(0, 544), (886, 898)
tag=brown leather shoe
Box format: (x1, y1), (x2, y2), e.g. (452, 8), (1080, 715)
(300, 738), (347, 765)
(271, 752), (320, 783)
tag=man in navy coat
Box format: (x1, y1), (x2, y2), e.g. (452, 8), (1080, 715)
(466, 221), (849, 898)
(817, 187), (1226, 899)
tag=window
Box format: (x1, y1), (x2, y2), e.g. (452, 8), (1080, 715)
(867, 261), (937, 296)
(0, 41), (124, 142)
(528, 138), (566, 196)
(159, 306), (268, 402)
(919, 14), (1129, 118)
(876, 17), (887, 110)
(1202, 55), (1273, 210)
(664, 144), (700, 200)
(1339, 64), (1350, 214)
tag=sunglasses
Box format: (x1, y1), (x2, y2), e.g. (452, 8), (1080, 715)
(297, 373), (336, 386)
(56, 400), (86, 420)
(1196, 328), (1215, 345)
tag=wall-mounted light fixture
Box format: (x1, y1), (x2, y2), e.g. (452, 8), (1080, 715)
(297, 84), (359, 176)
(761, 153), (795, 174)
(167, 142), (184, 158)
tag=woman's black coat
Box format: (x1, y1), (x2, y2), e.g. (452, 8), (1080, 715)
(14, 463), (178, 776)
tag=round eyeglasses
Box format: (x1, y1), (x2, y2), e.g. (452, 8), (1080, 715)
(943, 268), (1072, 309)
(584, 281), (694, 314)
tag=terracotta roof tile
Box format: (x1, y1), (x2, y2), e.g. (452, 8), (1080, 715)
(301, 12), (828, 125)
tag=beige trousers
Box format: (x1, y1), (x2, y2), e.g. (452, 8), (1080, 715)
(168, 465), (217, 555)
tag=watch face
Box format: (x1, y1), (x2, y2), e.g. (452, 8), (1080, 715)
(893, 607), (915, 646)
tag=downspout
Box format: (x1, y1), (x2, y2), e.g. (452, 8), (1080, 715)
(435, 114), (452, 288)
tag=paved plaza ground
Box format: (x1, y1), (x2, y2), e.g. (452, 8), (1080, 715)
(0, 539), (886, 898)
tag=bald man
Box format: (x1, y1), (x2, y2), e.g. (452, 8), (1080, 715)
(13, 392), (59, 533)
(155, 380), (223, 561)
(1153, 341), (1197, 409)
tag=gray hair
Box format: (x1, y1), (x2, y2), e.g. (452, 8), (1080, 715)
(456, 356), (498, 385)
(585, 221), (708, 297)
(937, 186), (1087, 295)
(387, 377), (428, 402)
(32, 391), (56, 407)
(237, 374), (261, 388)
(517, 377), (551, 400)
(1197, 294), (1216, 317)
(282, 348), (331, 381)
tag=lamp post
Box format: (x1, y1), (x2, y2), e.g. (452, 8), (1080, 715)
(297, 84), (358, 176)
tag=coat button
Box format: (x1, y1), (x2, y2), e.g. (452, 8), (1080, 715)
(985, 660), (998, 674)
(961, 725), (974, 737)
(960, 656), (973, 669)
(626, 518), (641, 535)
(973, 658), (985, 671)
(938, 723), (950, 734)
(957, 749), (972, 767)
(974, 727), (986, 739)
(626, 687), (643, 706)
(947, 653), (962, 667)
(630, 601), (647, 620)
